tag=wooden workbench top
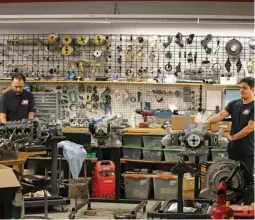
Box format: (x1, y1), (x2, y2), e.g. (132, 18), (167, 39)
(61, 127), (183, 135)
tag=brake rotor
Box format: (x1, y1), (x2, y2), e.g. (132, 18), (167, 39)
(204, 159), (249, 202)
(225, 39), (243, 57)
(48, 33), (58, 43)
(77, 35), (89, 45)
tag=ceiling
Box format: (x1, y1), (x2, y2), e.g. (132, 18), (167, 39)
(0, 0), (253, 3)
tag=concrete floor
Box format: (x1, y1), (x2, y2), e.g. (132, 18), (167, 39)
(26, 199), (157, 219)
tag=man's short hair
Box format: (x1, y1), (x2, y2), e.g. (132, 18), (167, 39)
(240, 77), (254, 89)
(11, 73), (26, 83)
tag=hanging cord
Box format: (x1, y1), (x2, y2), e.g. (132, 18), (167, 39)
(114, 0), (121, 14)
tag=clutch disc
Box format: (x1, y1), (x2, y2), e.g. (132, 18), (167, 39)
(225, 39), (243, 57)
(204, 159), (249, 202)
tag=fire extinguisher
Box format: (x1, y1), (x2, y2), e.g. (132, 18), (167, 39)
(211, 182), (234, 219)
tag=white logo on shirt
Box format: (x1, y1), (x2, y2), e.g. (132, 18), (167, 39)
(22, 100), (29, 105)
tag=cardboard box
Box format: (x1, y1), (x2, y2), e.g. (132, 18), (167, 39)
(171, 115), (195, 130)
(211, 121), (232, 132)
(171, 115), (210, 130)
(183, 190), (194, 200)
(69, 177), (91, 199)
(0, 164), (20, 189)
(0, 165), (21, 219)
(183, 176), (194, 191)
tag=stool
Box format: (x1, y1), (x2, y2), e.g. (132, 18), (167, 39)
(21, 175), (51, 219)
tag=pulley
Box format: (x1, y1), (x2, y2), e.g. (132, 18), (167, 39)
(61, 35), (73, 45)
(77, 35), (89, 45)
(204, 159), (249, 202)
(47, 33), (58, 43)
(225, 39), (243, 57)
(62, 46), (73, 56)
(94, 34), (106, 45)
(94, 50), (102, 58)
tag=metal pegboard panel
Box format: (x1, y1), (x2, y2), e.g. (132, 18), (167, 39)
(42, 82), (202, 126)
(33, 92), (60, 120)
(0, 34), (253, 81)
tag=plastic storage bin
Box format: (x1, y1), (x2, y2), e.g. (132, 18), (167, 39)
(142, 136), (162, 148)
(124, 174), (152, 199)
(123, 135), (142, 146)
(188, 149), (209, 163)
(153, 174), (178, 200)
(163, 148), (182, 162)
(122, 146), (142, 160)
(211, 148), (228, 161)
(143, 148), (162, 161)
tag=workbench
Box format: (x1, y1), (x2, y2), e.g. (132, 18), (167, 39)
(0, 159), (25, 174)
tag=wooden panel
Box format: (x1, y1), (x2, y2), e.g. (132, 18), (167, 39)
(0, 0), (253, 3)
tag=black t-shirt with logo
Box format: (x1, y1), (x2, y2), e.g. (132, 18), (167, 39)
(225, 99), (254, 155)
(0, 90), (35, 122)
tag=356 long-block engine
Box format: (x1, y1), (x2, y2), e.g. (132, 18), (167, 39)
(0, 118), (62, 153)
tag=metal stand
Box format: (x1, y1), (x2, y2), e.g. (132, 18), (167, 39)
(147, 155), (213, 219)
(87, 147), (147, 219)
(24, 136), (70, 209)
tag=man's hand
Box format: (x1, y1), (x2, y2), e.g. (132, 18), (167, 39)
(227, 134), (233, 141)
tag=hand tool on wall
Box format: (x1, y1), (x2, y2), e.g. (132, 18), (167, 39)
(163, 36), (173, 49)
(236, 58), (242, 73)
(201, 34), (212, 54)
(175, 32), (184, 48)
(186, 34), (195, 45)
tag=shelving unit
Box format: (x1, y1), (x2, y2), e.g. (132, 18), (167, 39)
(0, 79), (241, 87)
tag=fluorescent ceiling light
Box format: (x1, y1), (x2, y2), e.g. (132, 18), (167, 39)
(0, 14), (253, 25)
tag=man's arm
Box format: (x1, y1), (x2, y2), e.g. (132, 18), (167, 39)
(0, 94), (7, 123)
(0, 113), (7, 123)
(28, 93), (35, 120)
(28, 112), (34, 120)
(207, 110), (230, 124)
(230, 120), (254, 141)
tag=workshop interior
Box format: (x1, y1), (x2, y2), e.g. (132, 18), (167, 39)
(0, 0), (254, 219)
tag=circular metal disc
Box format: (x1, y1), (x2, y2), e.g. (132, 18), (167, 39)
(225, 39), (243, 57)
(186, 133), (202, 148)
(204, 159), (248, 202)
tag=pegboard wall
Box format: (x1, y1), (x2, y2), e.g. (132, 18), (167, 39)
(0, 34), (253, 82)
(0, 81), (239, 127)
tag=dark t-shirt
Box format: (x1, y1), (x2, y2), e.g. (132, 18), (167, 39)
(0, 90), (35, 121)
(225, 99), (254, 155)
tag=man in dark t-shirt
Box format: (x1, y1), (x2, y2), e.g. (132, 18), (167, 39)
(208, 77), (254, 205)
(0, 73), (35, 123)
